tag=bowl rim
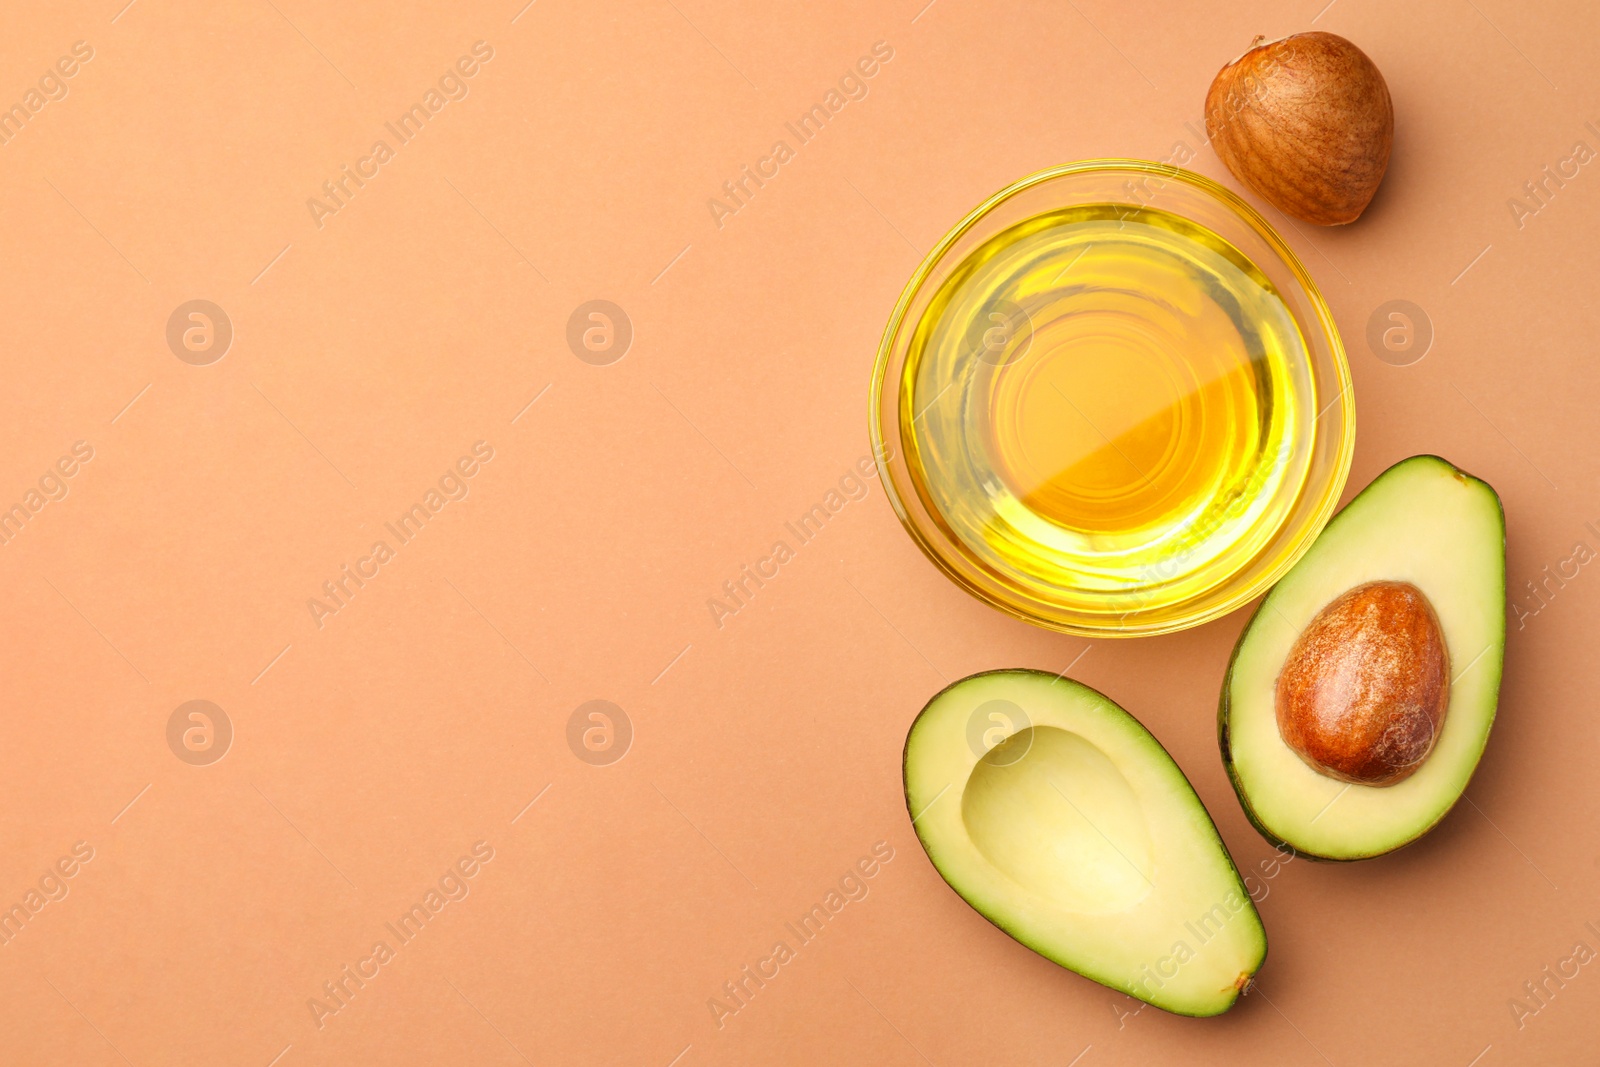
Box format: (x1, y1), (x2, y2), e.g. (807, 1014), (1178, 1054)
(868, 158), (1356, 637)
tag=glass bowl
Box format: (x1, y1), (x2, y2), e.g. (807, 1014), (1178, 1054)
(869, 160), (1354, 637)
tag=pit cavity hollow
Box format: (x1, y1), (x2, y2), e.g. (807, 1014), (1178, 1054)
(961, 726), (1154, 913)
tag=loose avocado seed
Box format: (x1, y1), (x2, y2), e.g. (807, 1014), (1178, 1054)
(1275, 580), (1449, 785)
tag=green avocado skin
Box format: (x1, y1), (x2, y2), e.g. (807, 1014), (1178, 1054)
(907, 669), (1266, 1017)
(1216, 455), (1508, 862)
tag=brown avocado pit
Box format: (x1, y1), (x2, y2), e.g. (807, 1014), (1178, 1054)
(1274, 580), (1450, 785)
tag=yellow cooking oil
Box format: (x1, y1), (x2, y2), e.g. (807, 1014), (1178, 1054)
(900, 203), (1316, 615)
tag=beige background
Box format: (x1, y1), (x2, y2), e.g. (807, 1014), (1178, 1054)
(0, 0), (1596, 1063)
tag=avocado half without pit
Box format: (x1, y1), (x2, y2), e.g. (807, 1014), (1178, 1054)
(904, 670), (1266, 1016)
(1221, 455), (1507, 860)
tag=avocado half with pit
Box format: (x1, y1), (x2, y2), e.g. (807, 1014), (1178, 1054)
(1220, 455), (1506, 861)
(904, 670), (1265, 1016)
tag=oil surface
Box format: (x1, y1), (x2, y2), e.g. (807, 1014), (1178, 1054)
(901, 204), (1315, 617)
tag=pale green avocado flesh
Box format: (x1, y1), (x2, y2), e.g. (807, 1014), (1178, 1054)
(1220, 455), (1507, 861)
(904, 670), (1266, 1016)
